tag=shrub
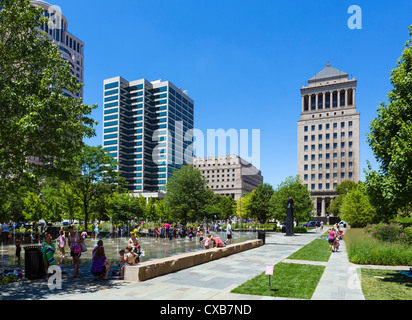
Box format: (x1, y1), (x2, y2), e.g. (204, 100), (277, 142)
(294, 226), (308, 233)
(397, 216), (412, 228)
(365, 222), (412, 246)
(345, 228), (412, 265)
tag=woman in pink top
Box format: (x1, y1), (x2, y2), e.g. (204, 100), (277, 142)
(328, 228), (336, 253)
(67, 225), (84, 278)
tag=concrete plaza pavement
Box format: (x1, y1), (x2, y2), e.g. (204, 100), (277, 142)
(0, 229), (371, 300)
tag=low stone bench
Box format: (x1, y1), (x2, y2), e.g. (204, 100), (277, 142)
(124, 239), (263, 282)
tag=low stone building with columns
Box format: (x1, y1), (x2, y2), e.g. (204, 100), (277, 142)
(297, 63), (360, 217)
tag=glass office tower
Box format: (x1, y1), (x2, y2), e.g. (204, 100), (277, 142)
(103, 77), (194, 193)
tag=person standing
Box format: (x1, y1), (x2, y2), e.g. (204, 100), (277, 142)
(91, 224), (96, 240)
(155, 226), (159, 242)
(128, 232), (141, 263)
(224, 220), (233, 245)
(57, 229), (66, 258)
(95, 224), (100, 239)
(328, 227), (336, 253)
(117, 249), (126, 279)
(124, 246), (139, 266)
(41, 232), (56, 280)
(67, 226), (83, 278)
(15, 234), (22, 264)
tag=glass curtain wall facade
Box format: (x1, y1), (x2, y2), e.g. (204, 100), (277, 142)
(103, 77), (194, 193)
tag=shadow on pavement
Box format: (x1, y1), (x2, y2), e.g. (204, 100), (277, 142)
(0, 265), (126, 300)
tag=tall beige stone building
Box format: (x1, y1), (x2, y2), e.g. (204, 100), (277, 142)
(298, 63), (360, 216)
(193, 154), (263, 200)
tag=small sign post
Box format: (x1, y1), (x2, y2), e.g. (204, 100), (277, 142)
(265, 265), (274, 290)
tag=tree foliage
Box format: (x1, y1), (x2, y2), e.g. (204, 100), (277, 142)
(205, 194), (236, 221)
(340, 185), (376, 227)
(246, 183), (274, 223)
(236, 194), (251, 220)
(67, 145), (124, 227)
(106, 192), (146, 224)
(164, 165), (213, 224)
(0, 0), (97, 191)
(327, 180), (358, 217)
(366, 25), (412, 217)
(269, 176), (313, 223)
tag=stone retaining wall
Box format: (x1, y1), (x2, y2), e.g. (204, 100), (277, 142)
(124, 239), (263, 282)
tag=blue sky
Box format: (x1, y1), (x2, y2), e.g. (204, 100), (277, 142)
(49, 0), (412, 188)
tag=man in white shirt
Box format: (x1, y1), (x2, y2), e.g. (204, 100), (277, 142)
(224, 220), (233, 245)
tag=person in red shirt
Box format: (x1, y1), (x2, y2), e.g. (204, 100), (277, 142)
(211, 236), (224, 248)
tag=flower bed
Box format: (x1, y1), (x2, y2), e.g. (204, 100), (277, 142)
(365, 222), (412, 246)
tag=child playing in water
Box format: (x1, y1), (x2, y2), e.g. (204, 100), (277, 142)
(124, 246), (139, 266)
(128, 231), (141, 263)
(117, 249), (126, 279)
(200, 234), (211, 249)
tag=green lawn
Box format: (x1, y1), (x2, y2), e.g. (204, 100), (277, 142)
(287, 238), (331, 262)
(360, 268), (412, 300)
(230, 262), (325, 300)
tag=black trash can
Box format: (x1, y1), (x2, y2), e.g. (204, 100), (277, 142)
(281, 226), (286, 233)
(24, 245), (45, 280)
(258, 230), (266, 245)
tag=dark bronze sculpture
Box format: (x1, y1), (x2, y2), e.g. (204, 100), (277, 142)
(285, 197), (294, 236)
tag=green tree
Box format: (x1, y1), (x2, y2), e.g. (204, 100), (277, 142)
(0, 183), (32, 222)
(364, 164), (397, 223)
(340, 185), (376, 228)
(145, 198), (158, 223)
(366, 25), (412, 217)
(236, 194), (251, 220)
(106, 192), (135, 225)
(204, 194), (236, 222)
(41, 183), (62, 224)
(0, 0), (97, 191)
(58, 182), (81, 223)
(155, 199), (167, 222)
(246, 183), (274, 223)
(217, 195), (236, 220)
(164, 165), (212, 224)
(269, 176), (313, 224)
(68, 145), (124, 228)
(327, 180), (358, 217)
(23, 192), (46, 223)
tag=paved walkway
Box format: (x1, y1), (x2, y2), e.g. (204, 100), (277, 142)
(1, 230), (408, 300)
(311, 239), (364, 300)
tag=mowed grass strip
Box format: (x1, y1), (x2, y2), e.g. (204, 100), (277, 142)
(230, 262), (325, 300)
(360, 268), (412, 300)
(287, 238), (331, 262)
